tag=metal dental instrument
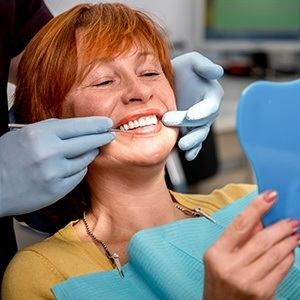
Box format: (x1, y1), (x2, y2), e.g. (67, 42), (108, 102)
(8, 123), (26, 129)
(8, 123), (122, 132)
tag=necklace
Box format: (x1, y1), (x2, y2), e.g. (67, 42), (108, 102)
(82, 211), (124, 279)
(82, 204), (215, 279)
(174, 204), (216, 223)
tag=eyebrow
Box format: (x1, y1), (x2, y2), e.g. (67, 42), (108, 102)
(134, 51), (159, 67)
(136, 51), (156, 60)
(85, 50), (156, 68)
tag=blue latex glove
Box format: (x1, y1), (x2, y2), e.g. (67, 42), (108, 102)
(0, 117), (115, 217)
(163, 52), (224, 161)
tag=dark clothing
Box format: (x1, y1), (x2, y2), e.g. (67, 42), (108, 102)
(0, 0), (52, 288)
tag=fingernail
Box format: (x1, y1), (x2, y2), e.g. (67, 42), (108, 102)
(293, 233), (300, 242)
(263, 190), (278, 202)
(288, 219), (300, 230)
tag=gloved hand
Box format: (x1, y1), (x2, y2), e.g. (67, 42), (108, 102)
(162, 52), (224, 161)
(0, 117), (115, 217)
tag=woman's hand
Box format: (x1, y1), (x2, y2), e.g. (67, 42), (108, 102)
(203, 191), (300, 300)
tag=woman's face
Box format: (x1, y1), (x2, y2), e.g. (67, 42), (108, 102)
(61, 45), (178, 168)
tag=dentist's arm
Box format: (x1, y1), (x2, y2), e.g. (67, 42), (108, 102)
(163, 52), (224, 161)
(0, 117), (115, 217)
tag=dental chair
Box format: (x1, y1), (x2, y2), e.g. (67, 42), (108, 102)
(165, 128), (219, 193)
(14, 218), (49, 249)
(236, 79), (300, 228)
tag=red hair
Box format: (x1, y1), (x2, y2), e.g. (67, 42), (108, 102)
(14, 3), (174, 123)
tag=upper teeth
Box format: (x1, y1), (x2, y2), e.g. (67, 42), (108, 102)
(119, 115), (158, 131)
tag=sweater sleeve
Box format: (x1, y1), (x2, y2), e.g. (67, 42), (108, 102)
(2, 248), (64, 300)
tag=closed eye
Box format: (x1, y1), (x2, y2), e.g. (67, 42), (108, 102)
(143, 72), (160, 77)
(93, 80), (113, 87)
(94, 80), (113, 86)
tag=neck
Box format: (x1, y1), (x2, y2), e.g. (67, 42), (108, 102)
(76, 162), (186, 267)
(83, 163), (179, 241)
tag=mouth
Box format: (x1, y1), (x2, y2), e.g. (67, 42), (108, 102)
(117, 115), (159, 132)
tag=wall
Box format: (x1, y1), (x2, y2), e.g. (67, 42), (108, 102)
(44, 0), (198, 52)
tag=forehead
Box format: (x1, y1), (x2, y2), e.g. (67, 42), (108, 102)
(77, 28), (155, 58)
(76, 33), (158, 75)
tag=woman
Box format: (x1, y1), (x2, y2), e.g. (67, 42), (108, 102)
(2, 3), (300, 299)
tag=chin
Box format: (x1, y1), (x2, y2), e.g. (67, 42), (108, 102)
(132, 139), (175, 166)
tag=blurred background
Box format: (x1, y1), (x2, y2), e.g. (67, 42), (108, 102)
(18, 0), (300, 194)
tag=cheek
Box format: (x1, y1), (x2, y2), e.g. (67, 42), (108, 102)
(60, 102), (75, 118)
(61, 93), (110, 118)
(161, 85), (176, 111)
(61, 94), (85, 118)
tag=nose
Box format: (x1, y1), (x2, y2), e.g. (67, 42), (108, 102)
(121, 76), (153, 104)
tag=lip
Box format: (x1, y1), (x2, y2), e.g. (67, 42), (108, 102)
(115, 109), (163, 128)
